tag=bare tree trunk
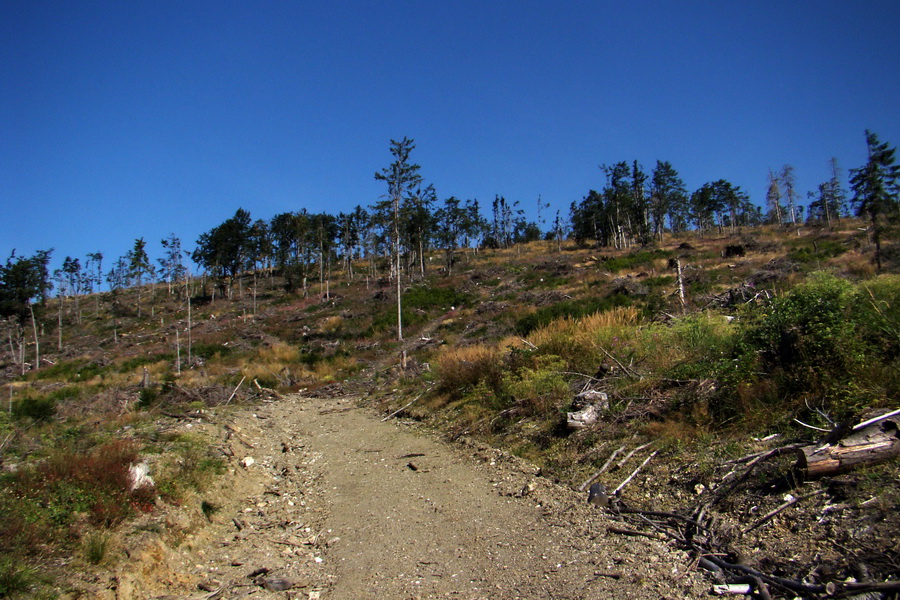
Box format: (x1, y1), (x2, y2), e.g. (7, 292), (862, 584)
(29, 304), (39, 371)
(57, 297), (63, 351)
(187, 296), (192, 368)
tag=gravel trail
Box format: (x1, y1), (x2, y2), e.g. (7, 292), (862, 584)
(123, 395), (708, 599)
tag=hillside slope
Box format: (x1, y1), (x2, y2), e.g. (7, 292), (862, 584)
(2, 223), (899, 598)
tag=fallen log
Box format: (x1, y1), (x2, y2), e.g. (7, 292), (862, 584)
(796, 413), (899, 478)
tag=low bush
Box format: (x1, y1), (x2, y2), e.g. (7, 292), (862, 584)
(191, 343), (233, 359)
(602, 248), (672, 273)
(788, 238), (847, 264)
(403, 285), (470, 311)
(30, 359), (105, 382)
(0, 440), (155, 563)
(710, 272), (899, 425)
(500, 355), (569, 417)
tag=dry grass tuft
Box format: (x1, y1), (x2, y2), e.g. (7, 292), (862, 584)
(434, 344), (503, 394)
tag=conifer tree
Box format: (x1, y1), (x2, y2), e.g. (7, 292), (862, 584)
(850, 131), (900, 272)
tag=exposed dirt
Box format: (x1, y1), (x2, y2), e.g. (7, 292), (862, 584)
(73, 395), (712, 599)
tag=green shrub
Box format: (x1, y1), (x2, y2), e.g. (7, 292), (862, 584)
(30, 359), (104, 382)
(11, 393), (56, 423)
(0, 557), (36, 597)
(501, 355), (569, 417)
(709, 272), (888, 425)
(403, 285), (470, 311)
(191, 343), (233, 359)
(738, 273), (863, 392)
(602, 249), (671, 273)
(787, 239), (847, 263)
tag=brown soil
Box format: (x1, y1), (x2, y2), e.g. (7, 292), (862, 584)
(70, 395), (710, 599)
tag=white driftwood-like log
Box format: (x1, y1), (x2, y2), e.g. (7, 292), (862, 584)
(712, 583), (751, 595)
(796, 415), (899, 478)
(567, 390), (607, 430)
(567, 404), (599, 429)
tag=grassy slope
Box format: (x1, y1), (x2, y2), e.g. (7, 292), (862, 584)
(2, 220), (899, 595)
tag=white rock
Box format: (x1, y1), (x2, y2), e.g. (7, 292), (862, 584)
(128, 462), (155, 491)
(241, 457), (255, 468)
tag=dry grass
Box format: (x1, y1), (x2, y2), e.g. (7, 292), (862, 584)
(434, 344), (503, 394)
(527, 306), (642, 372)
(831, 250), (876, 278)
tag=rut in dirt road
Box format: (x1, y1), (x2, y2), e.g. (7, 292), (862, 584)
(146, 395), (708, 599)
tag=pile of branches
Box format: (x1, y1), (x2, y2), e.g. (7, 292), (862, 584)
(601, 411), (900, 599)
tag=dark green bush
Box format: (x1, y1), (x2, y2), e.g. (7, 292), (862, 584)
(12, 394), (56, 422)
(787, 239), (847, 263)
(31, 359), (104, 382)
(602, 249), (672, 273)
(402, 285), (470, 311)
(191, 343), (233, 359)
(708, 272), (894, 425)
(138, 386), (158, 409)
(738, 273), (863, 392)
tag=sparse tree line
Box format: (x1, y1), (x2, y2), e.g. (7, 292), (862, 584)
(1, 131), (897, 359)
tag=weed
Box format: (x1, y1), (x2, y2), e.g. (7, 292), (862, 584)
(200, 500), (219, 521)
(0, 557), (36, 597)
(434, 345), (503, 396)
(0, 439), (154, 568)
(117, 354), (174, 372)
(154, 433), (224, 499)
(83, 531), (109, 564)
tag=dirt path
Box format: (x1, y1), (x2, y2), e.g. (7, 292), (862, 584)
(126, 395), (709, 599)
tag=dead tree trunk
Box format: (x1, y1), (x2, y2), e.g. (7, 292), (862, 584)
(796, 413), (899, 478)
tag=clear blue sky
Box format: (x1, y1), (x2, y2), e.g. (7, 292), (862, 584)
(2, 1), (899, 275)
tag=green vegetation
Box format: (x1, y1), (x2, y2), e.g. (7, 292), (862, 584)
(601, 248), (672, 273)
(402, 284), (469, 311)
(788, 238), (848, 263)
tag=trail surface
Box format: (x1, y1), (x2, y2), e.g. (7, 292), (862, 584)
(124, 395), (708, 599)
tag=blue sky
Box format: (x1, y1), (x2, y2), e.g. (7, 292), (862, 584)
(2, 1), (899, 276)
